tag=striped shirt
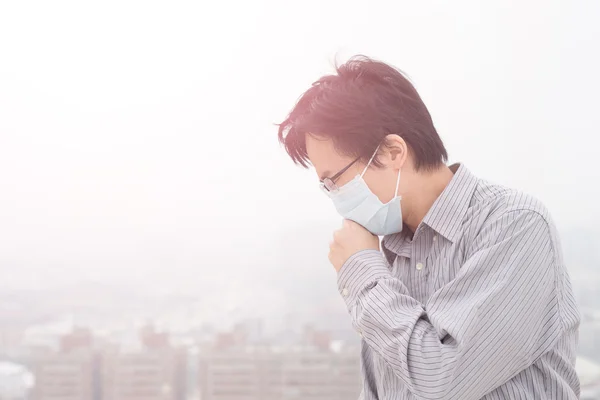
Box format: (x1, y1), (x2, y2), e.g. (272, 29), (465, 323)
(338, 164), (581, 400)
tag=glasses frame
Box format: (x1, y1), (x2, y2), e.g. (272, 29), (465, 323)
(319, 156), (361, 193)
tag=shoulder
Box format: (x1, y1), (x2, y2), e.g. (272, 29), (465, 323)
(472, 179), (551, 221)
(465, 180), (560, 256)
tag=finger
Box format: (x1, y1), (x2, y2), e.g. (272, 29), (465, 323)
(328, 253), (340, 268)
(343, 222), (353, 229)
(327, 251), (335, 265)
(333, 229), (342, 241)
(344, 219), (358, 229)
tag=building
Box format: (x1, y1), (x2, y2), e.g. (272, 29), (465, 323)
(198, 346), (361, 400)
(27, 327), (95, 400)
(101, 348), (185, 400)
(100, 325), (186, 400)
(30, 351), (95, 400)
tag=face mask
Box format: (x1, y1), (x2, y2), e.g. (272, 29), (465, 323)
(326, 145), (403, 236)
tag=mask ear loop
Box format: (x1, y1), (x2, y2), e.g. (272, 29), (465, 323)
(394, 168), (401, 198)
(360, 144), (381, 178)
(360, 143), (401, 197)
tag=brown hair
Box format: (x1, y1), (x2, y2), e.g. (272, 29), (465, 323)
(277, 55), (447, 170)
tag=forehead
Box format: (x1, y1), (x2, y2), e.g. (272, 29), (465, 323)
(305, 134), (355, 179)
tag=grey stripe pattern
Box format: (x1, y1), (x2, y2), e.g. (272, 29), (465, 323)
(337, 164), (581, 400)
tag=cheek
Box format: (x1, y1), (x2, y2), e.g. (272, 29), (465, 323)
(378, 185), (396, 204)
(366, 170), (397, 204)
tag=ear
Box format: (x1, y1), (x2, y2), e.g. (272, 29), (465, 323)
(383, 134), (408, 168)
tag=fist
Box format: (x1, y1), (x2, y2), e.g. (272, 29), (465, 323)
(329, 219), (380, 272)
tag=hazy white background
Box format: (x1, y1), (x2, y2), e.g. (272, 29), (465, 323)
(0, 1), (598, 310)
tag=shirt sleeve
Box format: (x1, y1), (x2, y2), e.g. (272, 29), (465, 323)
(359, 340), (379, 399)
(337, 209), (563, 400)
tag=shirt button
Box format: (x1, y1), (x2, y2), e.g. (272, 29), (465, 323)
(416, 262), (424, 270)
(342, 288), (349, 296)
(433, 235), (438, 242)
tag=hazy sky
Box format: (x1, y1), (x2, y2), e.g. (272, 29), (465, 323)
(0, 0), (599, 293)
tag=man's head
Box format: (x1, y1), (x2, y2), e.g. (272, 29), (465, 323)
(277, 56), (448, 224)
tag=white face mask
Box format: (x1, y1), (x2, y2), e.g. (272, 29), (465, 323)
(326, 145), (403, 236)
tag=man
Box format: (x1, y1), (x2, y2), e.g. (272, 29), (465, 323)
(276, 56), (581, 399)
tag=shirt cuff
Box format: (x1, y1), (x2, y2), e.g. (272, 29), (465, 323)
(337, 249), (392, 310)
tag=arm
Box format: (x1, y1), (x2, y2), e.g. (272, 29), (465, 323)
(359, 340), (379, 400)
(338, 210), (563, 400)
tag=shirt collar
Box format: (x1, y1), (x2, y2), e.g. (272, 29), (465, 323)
(382, 231), (412, 261)
(420, 163), (478, 243)
(381, 163), (478, 257)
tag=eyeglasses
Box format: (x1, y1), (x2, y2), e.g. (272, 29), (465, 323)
(319, 156), (361, 193)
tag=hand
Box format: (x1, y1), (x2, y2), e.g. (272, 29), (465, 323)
(329, 219), (380, 272)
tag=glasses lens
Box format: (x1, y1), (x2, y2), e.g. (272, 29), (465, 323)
(322, 178), (337, 193)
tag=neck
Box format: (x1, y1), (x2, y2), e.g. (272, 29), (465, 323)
(403, 164), (455, 233)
